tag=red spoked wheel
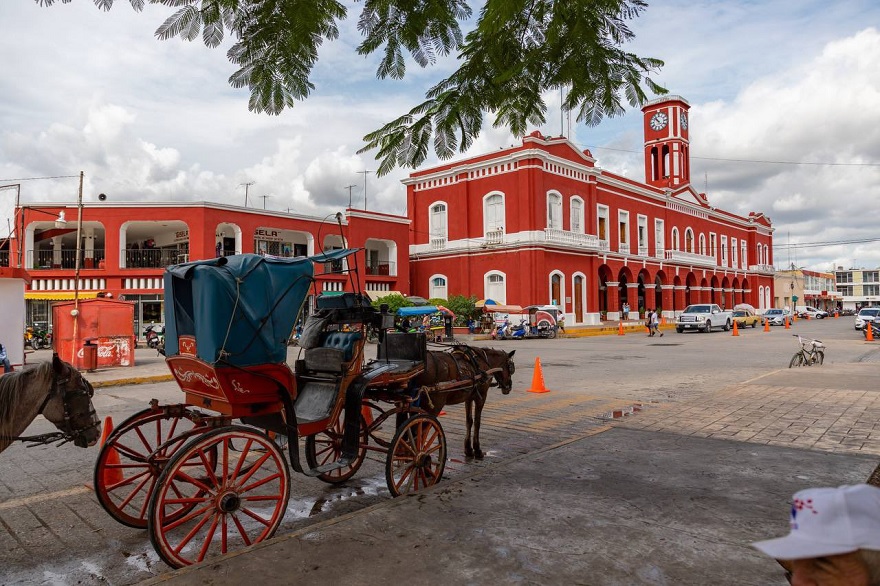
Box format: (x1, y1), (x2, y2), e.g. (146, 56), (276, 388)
(304, 412), (368, 484)
(94, 406), (210, 528)
(385, 414), (446, 497)
(148, 426), (290, 569)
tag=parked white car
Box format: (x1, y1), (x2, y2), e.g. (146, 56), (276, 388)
(762, 308), (791, 326)
(855, 307), (880, 330)
(797, 306), (828, 319)
(675, 304), (733, 333)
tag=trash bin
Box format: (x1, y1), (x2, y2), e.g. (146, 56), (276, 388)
(82, 339), (98, 372)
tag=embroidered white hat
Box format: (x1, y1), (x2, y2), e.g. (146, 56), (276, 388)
(753, 484), (880, 560)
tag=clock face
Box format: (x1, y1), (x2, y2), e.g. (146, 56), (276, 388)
(650, 112), (668, 131)
(680, 112), (688, 130)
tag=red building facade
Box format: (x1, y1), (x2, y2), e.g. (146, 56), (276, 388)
(405, 96), (775, 324)
(7, 203), (410, 334)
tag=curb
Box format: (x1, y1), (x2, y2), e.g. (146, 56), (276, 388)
(90, 374), (174, 389)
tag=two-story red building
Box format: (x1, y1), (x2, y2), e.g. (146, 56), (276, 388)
(6, 203), (410, 334)
(404, 96), (775, 324)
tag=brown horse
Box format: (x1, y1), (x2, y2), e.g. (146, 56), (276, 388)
(416, 346), (515, 459)
(0, 354), (101, 454)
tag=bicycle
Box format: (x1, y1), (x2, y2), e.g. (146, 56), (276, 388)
(789, 334), (825, 368)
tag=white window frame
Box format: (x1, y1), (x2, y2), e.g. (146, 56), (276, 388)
(570, 196), (584, 234)
(429, 274), (448, 300)
(429, 201), (448, 239)
(710, 232), (717, 257)
(721, 235), (728, 267)
(618, 210), (629, 245)
(654, 218), (665, 256)
(684, 227), (695, 253)
(637, 214), (648, 255)
(597, 204), (609, 243)
(546, 191), (563, 230)
(699, 234), (707, 256)
(671, 227), (680, 251)
(484, 270), (507, 304)
(731, 237), (738, 268)
(483, 192), (505, 235)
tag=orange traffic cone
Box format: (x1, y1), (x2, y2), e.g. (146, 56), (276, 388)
(784, 316), (791, 329)
(527, 357), (550, 394)
(732, 320), (739, 336)
(834, 311), (839, 318)
(618, 321), (625, 336)
(868, 323), (875, 342)
(764, 318), (771, 332)
(100, 416), (124, 486)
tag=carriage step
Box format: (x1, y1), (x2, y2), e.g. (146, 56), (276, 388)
(302, 456), (355, 477)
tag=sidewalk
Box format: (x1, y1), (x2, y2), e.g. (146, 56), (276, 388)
(141, 362), (880, 586)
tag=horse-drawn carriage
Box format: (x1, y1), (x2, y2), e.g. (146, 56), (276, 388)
(92, 250), (514, 568)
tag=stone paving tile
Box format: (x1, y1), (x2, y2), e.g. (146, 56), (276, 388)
(616, 382), (880, 457)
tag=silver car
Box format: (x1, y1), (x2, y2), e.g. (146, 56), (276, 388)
(855, 307), (880, 330)
(762, 308), (790, 326)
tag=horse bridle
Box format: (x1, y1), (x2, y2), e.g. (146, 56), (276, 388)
(15, 370), (99, 447)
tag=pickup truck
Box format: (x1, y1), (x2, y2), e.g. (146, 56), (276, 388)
(675, 303), (733, 333)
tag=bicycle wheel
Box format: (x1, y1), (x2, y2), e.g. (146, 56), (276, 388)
(789, 352), (804, 368)
(815, 350), (824, 365)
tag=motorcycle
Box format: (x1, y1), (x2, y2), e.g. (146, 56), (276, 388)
(24, 325), (51, 350)
(509, 319), (528, 340)
(144, 323), (165, 349)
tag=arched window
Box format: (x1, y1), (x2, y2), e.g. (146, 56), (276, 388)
(549, 271), (564, 306)
(758, 286), (764, 310)
(570, 197), (584, 233)
(429, 202), (447, 239)
(430, 275), (447, 300)
(671, 227), (680, 251)
(685, 228), (694, 253)
(484, 193), (505, 234)
(699, 234), (707, 255)
(547, 191), (562, 229)
(763, 245), (769, 266)
(485, 271), (506, 304)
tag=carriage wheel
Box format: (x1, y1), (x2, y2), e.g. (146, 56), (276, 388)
(148, 426), (290, 569)
(385, 414), (446, 497)
(94, 407), (211, 528)
(305, 413), (368, 484)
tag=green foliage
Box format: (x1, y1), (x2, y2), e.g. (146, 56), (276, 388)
(370, 293), (411, 314)
(39, 0), (665, 175)
(445, 294), (477, 326)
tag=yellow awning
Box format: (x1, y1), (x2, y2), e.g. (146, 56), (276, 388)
(25, 291), (101, 300)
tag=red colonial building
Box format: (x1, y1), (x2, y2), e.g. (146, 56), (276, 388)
(6, 203), (409, 335)
(404, 96), (775, 324)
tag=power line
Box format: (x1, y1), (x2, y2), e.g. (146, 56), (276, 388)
(0, 175), (80, 181)
(774, 236), (880, 249)
(578, 143), (880, 167)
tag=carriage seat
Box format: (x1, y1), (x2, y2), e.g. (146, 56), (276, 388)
(303, 331), (362, 374)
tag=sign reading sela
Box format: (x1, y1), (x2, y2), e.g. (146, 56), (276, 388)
(254, 229), (284, 242)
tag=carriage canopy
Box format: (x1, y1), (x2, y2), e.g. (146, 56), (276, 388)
(163, 250), (357, 366)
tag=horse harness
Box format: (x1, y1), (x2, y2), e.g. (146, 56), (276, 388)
(7, 370), (99, 447)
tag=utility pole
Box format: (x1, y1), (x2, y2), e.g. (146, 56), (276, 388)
(238, 181), (255, 207)
(344, 184), (356, 209)
(357, 170), (371, 210)
(260, 194), (272, 210)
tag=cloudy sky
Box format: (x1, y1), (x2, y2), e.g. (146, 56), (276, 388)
(1, 0), (879, 271)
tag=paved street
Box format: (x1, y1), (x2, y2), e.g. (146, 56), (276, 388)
(1, 317), (879, 585)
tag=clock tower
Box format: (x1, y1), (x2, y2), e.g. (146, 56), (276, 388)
(642, 95), (691, 189)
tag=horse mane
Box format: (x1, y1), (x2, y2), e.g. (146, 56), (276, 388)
(0, 361), (55, 441)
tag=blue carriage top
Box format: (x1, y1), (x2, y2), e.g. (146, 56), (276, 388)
(163, 250), (358, 367)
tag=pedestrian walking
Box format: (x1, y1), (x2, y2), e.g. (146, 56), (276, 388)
(651, 309), (663, 337)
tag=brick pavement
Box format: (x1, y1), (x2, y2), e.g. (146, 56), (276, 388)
(615, 362), (880, 457)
